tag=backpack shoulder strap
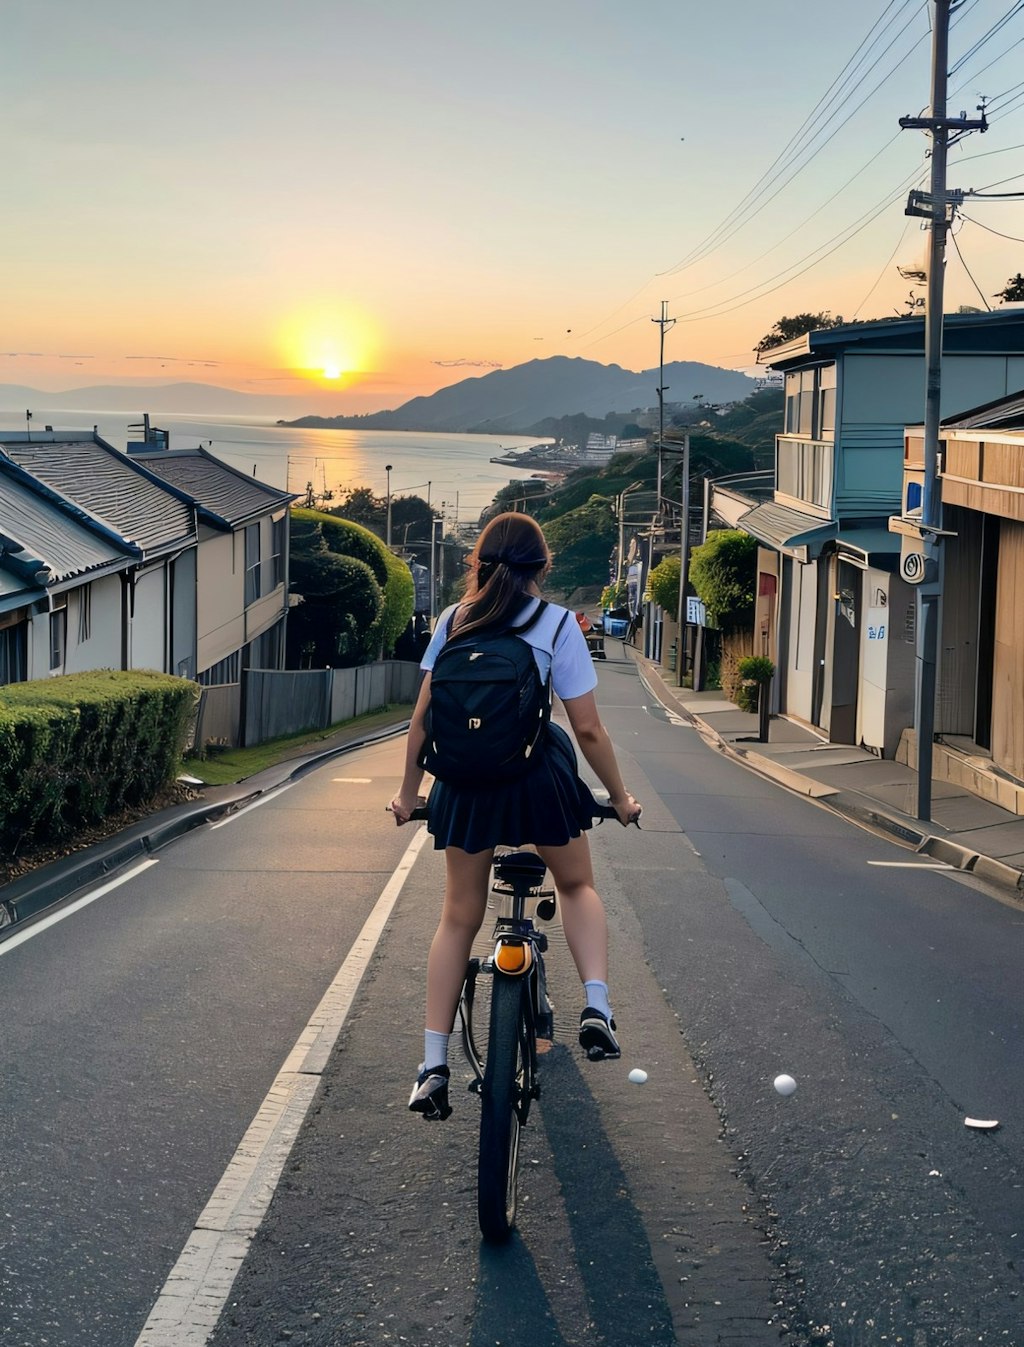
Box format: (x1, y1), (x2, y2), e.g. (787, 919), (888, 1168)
(551, 609), (570, 649)
(508, 598), (548, 637)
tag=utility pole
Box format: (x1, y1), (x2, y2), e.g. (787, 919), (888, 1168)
(652, 301), (675, 510)
(899, 0), (986, 822)
(674, 434), (691, 687)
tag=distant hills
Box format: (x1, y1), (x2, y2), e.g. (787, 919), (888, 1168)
(282, 356), (758, 434)
(0, 382), (300, 416)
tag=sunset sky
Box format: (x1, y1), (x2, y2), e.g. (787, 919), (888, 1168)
(3, 0), (1023, 414)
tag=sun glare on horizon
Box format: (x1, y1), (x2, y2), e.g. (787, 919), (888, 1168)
(277, 304), (378, 386)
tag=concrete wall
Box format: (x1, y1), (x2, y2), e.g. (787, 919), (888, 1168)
(130, 565), (167, 671)
(197, 532), (244, 674)
(64, 575), (122, 674)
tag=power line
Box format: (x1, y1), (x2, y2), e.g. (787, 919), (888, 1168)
(658, 0), (929, 278)
(950, 220), (993, 308)
(949, 1), (1024, 74)
(852, 219), (914, 317)
(959, 211), (1024, 241)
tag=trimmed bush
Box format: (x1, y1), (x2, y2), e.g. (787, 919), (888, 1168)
(0, 671), (198, 854)
(290, 507), (414, 658)
(648, 555), (681, 616)
(689, 530), (757, 629)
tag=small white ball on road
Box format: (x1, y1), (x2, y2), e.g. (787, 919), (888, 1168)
(628, 1068), (648, 1085)
(774, 1073), (797, 1096)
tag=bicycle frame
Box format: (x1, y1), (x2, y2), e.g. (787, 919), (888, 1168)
(457, 851), (555, 1114)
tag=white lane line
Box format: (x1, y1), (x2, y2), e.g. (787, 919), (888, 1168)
(134, 824), (431, 1346)
(867, 860), (955, 869)
(208, 782), (297, 829)
(332, 777), (372, 783)
(0, 860), (159, 956)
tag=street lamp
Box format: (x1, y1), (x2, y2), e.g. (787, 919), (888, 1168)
(385, 464), (393, 547)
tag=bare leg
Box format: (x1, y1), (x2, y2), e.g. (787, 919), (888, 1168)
(425, 845), (494, 1032)
(535, 833), (608, 985)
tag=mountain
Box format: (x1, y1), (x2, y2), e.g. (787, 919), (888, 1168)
(282, 356), (757, 434)
(0, 382), (300, 415)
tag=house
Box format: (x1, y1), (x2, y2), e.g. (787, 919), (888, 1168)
(897, 388), (1024, 811)
(0, 431), (197, 682)
(125, 444), (295, 685)
(0, 430), (294, 691)
(0, 456), (139, 683)
(720, 311), (1024, 755)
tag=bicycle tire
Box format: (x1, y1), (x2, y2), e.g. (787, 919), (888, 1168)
(478, 974), (526, 1242)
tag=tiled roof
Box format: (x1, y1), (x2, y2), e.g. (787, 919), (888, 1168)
(129, 447), (295, 527)
(0, 463), (132, 597)
(0, 434), (196, 554)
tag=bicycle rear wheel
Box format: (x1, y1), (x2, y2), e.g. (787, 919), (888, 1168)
(478, 974), (526, 1242)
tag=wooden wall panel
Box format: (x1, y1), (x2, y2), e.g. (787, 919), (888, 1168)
(991, 519), (1024, 780)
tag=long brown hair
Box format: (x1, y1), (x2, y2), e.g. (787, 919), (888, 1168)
(452, 512), (551, 637)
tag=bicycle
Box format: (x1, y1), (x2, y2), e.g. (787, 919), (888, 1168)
(404, 798), (638, 1242)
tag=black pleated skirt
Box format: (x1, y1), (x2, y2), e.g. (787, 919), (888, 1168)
(426, 722), (601, 853)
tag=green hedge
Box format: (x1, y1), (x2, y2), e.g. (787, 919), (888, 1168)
(291, 507), (415, 658)
(0, 670), (198, 853)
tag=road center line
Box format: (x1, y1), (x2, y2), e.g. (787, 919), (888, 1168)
(134, 823), (431, 1347)
(0, 860), (159, 956)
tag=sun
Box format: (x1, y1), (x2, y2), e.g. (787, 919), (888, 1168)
(277, 304), (378, 386)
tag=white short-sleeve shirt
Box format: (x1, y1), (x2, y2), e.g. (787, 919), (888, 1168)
(422, 598), (597, 702)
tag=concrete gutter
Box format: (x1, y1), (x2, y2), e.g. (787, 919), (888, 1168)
(0, 722), (410, 935)
(633, 652), (1024, 899)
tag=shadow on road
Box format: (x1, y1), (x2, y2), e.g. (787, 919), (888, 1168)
(471, 1044), (674, 1346)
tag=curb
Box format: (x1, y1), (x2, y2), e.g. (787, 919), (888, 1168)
(0, 722), (409, 937)
(632, 653), (1024, 898)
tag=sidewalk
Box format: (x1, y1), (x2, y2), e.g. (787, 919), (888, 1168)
(633, 646), (1024, 898)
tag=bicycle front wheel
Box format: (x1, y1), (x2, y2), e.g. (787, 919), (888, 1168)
(478, 974), (526, 1243)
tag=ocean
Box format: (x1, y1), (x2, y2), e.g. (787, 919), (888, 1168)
(11, 409), (548, 523)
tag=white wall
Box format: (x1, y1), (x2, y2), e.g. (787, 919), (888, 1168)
(64, 575), (122, 673)
(197, 531), (244, 673)
(130, 565), (167, 671)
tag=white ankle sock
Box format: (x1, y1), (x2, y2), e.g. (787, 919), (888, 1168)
(423, 1029), (450, 1071)
(583, 980), (613, 1021)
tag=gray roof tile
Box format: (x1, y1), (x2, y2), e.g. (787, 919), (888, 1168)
(0, 464), (130, 585)
(129, 447), (295, 527)
(0, 434), (196, 554)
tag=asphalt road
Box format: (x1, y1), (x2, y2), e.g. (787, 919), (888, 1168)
(1, 650), (1020, 1346)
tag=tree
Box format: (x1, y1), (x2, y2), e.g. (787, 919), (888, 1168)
(688, 530), (757, 629)
(754, 312), (844, 355)
(286, 551), (383, 668)
(648, 555), (681, 616)
(289, 508), (414, 663)
(995, 273), (1024, 303)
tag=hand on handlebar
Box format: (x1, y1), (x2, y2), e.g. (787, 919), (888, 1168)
(389, 793), (427, 825)
(612, 793), (642, 828)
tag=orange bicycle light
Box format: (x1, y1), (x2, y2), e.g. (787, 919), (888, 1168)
(494, 940), (532, 975)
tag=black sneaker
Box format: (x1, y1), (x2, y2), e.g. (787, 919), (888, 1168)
(579, 1008), (620, 1061)
(408, 1064), (452, 1120)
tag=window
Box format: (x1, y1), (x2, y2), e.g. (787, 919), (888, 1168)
(0, 622), (27, 685)
(77, 584), (92, 643)
(784, 365), (836, 440)
(271, 516), (285, 588)
(49, 606), (67, 671)
(244, 523), (261, 605)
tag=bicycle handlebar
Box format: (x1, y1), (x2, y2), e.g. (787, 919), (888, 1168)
(388, 800), (641, 827)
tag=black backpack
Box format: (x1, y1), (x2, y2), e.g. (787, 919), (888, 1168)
(420, 601), (569, 787)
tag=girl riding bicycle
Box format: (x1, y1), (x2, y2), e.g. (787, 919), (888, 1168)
(390, 511), (641, 1121)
